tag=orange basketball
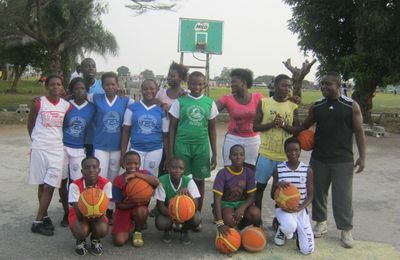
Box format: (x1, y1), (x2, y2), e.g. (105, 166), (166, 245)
(274, 183), (301, 210)
(298, 129), (314, 151)
(241, 226), (267, 252)
(78, 188), (109, 218)
(215, 228), (241, 254)
(168, 195), (196, 223)
(125, 178), (154, 203)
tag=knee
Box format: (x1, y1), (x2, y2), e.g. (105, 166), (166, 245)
(92, 222), (109, 238)
(279, 221), (297, 235)
(189, 211), (201, 227)
(112, 234), (128, 247)
(155, 215), (172, 231)
(245, 206), (261, 225)
(136, 207), (149, 219)
(223, 215), (235, 228)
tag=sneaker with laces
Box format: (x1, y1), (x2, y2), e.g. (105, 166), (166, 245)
(172, 223), (183, 232)
(180, 231), (192, 245)
(31, 222), (54, 236)
(341, 230), (354, 248)
(75, 240), (88, 256)
(43, 217), (55, 231)
(60, 214), (69, 227)
(314, 221), (328, 238)
(90, 239), (104, 256)
(192, 223), (202, 233)
(132, 232), (144, 247)
(162, 230), (172, 243)
(274, 227), (286, 246)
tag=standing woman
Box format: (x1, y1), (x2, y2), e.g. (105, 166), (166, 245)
(156, 61), (189, 176)
(216, 68), (264, 169)
(120, 79), (169, 176)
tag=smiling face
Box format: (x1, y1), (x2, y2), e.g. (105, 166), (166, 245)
(230, 76), (247, 96)
(81, 158), (100, 185)
(229, 145), (245, 167)
(188, 75), (205, 97)
(102, 77), (118, 96)
(81, 59), (97, 81)
(285, 142), (301, 163)
(124, 154), (141, 173)
(141, 80), (158, 101)
(320, 75), (340, 98)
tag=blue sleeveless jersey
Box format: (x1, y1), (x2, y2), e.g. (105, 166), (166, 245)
(88, 79), (104, 94)
(63, 101), (96, 148)
(128, 102), (165, 152)
(93, 94), (129, 151)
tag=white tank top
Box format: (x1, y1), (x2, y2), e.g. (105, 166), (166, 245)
(31, 96), (71, 149)
(277, 161), (309, 204)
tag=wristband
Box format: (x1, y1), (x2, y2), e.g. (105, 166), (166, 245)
(215, 220), (224, 228)
(282, 121), (286, 127)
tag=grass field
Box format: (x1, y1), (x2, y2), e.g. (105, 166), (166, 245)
(1, 80), (399, 113)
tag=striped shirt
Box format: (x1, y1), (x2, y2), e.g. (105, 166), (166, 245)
(277, 161), (309, 204)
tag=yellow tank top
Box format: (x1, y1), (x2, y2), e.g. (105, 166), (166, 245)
(259, 97), (298, 161)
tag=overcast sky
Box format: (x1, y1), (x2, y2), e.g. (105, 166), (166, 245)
(92, 0), (318, 81)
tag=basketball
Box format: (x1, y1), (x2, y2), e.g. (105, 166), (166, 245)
(125, 177), (154, 203)
(298, 129), (314, 151)
(78, 188), (109, 218)
(215, 228), (241, 254)
(241, 226), (267, 252)
(274, 183), (301, 210)
(168, 195), (196, 223)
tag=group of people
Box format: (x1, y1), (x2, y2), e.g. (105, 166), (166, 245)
(27, 58), (366, 256)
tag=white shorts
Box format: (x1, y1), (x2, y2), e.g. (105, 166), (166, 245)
(131, 148), (163, 176)
(222, 133), (261, 166)
(28, 148), (64, 188)
(62, 146), (86, 181)
(275, 208), (315, 254)
(95, 149), (121, 183)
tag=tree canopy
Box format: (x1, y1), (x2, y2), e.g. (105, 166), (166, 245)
(117, 66), (130, 77)
(284, 0), (400, 121)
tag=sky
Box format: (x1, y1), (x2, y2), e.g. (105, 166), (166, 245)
(92, 0), (318, 81)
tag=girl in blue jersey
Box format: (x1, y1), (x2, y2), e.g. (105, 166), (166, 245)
(121, 79), (169, 176)
(88, 72), (133, 222)
(60, 78), (96, 226)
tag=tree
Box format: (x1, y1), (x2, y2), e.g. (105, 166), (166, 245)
(282, 58), (316, 98)
(126, 0), (176, 15)
(283, 0), (400, 122)
(117, 66), (130, 77)
(141, 69), (155, 79)
(0, 0), (117, 75)
(254, 75), (275, 85)
(214, 67), (232, 85)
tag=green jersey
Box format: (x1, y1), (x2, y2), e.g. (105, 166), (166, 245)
(159, 174), (191, 205)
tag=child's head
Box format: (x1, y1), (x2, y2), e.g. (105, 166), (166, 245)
(284, 137), (301, 162)
(229, 144), (245, 167)
(81, 156), (100, 183)
(101, 72), (119, 96)
(45, 75), (64, 97)
(167, 61), (188, 87)
(68, 77), (87, 100)
(188, 71), (206, 97)
(141, 79), (158, 101)
(167, 156), (185, 182)
(123, 151), (141, 173)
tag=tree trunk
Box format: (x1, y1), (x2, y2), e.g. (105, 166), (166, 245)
(9, 65), (26, 93)
(351, 82), (376, 124)
(48, 48), (61, 74)
(1, 63), (9, 80)
(292, 80), (303, 98)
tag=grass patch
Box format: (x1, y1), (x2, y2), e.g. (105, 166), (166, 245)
(0, 80), (46, 110)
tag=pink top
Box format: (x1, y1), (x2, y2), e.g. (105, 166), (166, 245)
(219, 92), (264, 137)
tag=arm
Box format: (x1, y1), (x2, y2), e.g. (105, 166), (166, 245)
(168, 115), (178, 160)
(233, 192), (256, 223)
(276, 108), (300, 134)
(72, 202), (85, 221)
(27, 99), (39, 137)
(120, 125), (131, 167)
(352, 101), (366, 173)
(156, 200), (170, 217)
(253, 101), (276, 132)
(133, 172), (160, 187)
(215, 100), (226, 112)
(208, 118), (217, 170)
(213, 192), (230, 236)
(293, 103), (316, 136)
(270, 168), (290, 200)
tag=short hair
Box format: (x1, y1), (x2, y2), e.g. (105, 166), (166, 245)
(81, 156), (100, 167)
(123, 151), (141, 162)
(168, 156), (185, 167)
(169, 61), (189, 82)
(188, 71), (205, 82)
(324, 71), (342, 85)
(141, 78), (158, 89)
(230, 68), (253, 88)
(81, 58), (96, 67)
(45, 74), (63, 87)
(284, 137), (300, 150)
(229, 144), (245, 154)
(68, 77), (85, 94)
(101, 71), (118, 85)
(274, 74), (291, 87)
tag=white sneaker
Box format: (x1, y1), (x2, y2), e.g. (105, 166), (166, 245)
(274, 227), (286, 246)
(313, 221), (328, 238)
(286, 232), (294, 240)
(341, 230), (354, 248)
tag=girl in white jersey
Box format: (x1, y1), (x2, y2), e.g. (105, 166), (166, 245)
(27, 75), (71, 236)
(271, 137), (315, 255)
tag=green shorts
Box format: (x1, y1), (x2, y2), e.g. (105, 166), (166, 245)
(221, 200), (245, 210)
(174, 141), (210, 180)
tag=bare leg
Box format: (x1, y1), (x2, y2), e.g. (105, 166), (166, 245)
(35, 184), (55, 221)
(194, 179), (205, 212)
